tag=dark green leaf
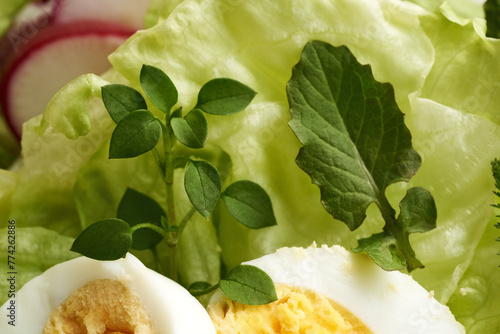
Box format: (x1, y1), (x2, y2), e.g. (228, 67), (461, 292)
(171, 107), (183, 119)
(221, 180), (276, 229)
(353, 233), (407, 271)
(140, 64), (178, 113)
(491, 158), (500, 262)
(485, 0), (500, 38)
(492, 158), (500, 198)
(196, 78), (256, 115)
(353, 187), (436, 271)
(220, 265), (277, 305)
(397, 187), (436, 234)
(184, 160), (221, 219)
(188, 281), (212, 292)
(287, 41), (434, 272)
(102, 84), (147, 123)
(109, 110), (162, 159)
(117, 188), (165, 250)
(70, 218), (132, 260)
(287, 40), (422, 231)
(171, 109), (208, 148)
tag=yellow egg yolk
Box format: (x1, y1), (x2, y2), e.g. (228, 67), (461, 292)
(43, 279), (154, 334)
(207, 284), (373, 334)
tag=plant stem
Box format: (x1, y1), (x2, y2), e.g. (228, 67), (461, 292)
(179, 207), (197, 236)
(378, 196), (422, 272)
(161, 116), (180, 281)
(130, 222), (169, 239)
(152, 148), (166, 182)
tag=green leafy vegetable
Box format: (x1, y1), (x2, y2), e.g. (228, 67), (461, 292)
(117, 188), (165, 250)
(170, 109), (208, 148)
(140, 64), (178, 113)
(219, 265), (277, 305)
(70, 218), (133, 260)
(485, 0), (500, 38)
(0, 227), (78, 300)
(109, 110), (162, 159)
(287, 40), (434, 271)
(355, 187), (436, 270)
(491, 158), (500, 261)
(222, 180), (277, 229)
(65, 64), (275, 303)
(39, 74), (110, 139)
(184, 160), (222, 219)
(196, 78), (257, 115)
(102, 84), (148, 123)
(188, 281), (213, 293)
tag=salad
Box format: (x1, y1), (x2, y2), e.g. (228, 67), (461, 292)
(0, 0), (499, 332)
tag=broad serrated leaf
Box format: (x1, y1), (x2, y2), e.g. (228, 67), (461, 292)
(219, 265), (277, 305)
(196, 78), (256, 115)
(109, 110), (162, 159)
(171, 109), (208, 148)
(287, 40), (421, 231)
(117, 188), (165, 250)
(102, 84), (147, 123)
(140, 64), (178, 113)
(184, 160), (221, 218)
(70, 218), (132, 260)
(485, 0), (500, 38)
(221, 180), (276, 229)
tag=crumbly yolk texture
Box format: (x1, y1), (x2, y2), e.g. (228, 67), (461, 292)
(207, 284), (373, 334)
(43, 279), (154, 334)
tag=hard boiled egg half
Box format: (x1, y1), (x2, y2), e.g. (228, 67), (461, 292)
(0, 253), (216, 334)
(207, 244), (465, 334)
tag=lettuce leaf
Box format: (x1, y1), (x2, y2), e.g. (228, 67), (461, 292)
(446, 216), (500, 332)
(0, 227), (78, 304)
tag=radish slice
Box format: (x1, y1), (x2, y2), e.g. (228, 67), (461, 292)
(54, 0), (149, 30)
(0, 0), (149, 139)
(0, 24), (133, 138)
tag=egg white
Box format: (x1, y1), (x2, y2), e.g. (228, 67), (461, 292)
(0, 253), (216, 333)
(210, 244), (465, 334)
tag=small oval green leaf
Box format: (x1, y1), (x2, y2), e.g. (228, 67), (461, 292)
(140, 64), (178, 113)
(102, 84), (147, 123)
(220, 265), (277, 305)
(109, 110), (162, 159)
(70, 218), (132, 260)
(196, 78), (256, 115)
(117, 188), (165, 250)
(188, 281), (212, 292)
(171, 109), (208, 149)
(222, 180), (276, 229)
(184, 160), (222, 219)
